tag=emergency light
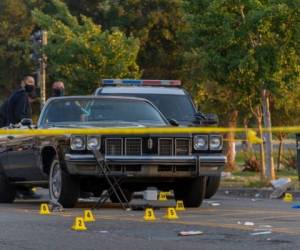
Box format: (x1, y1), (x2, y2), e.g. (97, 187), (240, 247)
(102, 79), (181, 86)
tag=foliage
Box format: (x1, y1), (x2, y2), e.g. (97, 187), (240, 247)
(64, 0), (187, 80)
(0, 0), (36, 97)
(32, 0), (141, 95)
(185, 0), (300, 123)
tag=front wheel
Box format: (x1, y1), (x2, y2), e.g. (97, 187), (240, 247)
(205, 175), (221, 199)
(174, 177), (207, 207)
(49, 158), (79, 208)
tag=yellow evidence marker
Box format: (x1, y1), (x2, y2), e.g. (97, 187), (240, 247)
(144, 208), (156, 221)
(159, 192), (167, 201)
(175, 200), (186, 211)
(39, 203), (50, 215)
(84, 210), (95, 222)
(283, 193), (293, 202)
(72, 217), (87, 231)
(164, 207), (178, 220)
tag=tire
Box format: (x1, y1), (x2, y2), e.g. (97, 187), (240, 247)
(174, 177), (207, 207)
(205, 175), (221, 199)
(49, 158), (79, 208)
(0, 175), (16, 203)
(110, 189), (133, 203)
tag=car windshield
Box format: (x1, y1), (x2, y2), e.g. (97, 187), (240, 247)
(101, 93), (196, 122)
(39, 98), (167, 127)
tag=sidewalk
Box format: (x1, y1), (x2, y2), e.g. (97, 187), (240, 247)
(218, 188), (300, 199)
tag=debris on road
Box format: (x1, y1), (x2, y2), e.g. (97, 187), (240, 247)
(292, 204), (300, 209)
(270, 177), (292, 199)
(250, 231), (272, 236)
(178, 231), (203, 236)
(238, 221), (255, 226)
(204, 200), (221, 206)
(244, 221), (255, 226)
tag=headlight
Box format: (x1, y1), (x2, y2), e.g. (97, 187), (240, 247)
(87, 136), (101, 150)
(193, 135), (208, 150)
(210, 135), (223, 150)
(70, 136), (85, 150)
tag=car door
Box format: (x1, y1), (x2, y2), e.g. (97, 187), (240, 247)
(5, 127), (43, 181)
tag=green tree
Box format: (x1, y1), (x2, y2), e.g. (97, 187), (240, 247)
(32, 0), (141, 94)
(0, 0), (36, 98)
(185, 0), (300, 178)
(64, 0), (187, 79)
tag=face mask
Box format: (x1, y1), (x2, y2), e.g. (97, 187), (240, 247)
(52, 89), (64, 97)
(25, 84), (35, 93)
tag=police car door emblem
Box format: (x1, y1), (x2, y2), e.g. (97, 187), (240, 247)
(147, 138), (153, 149)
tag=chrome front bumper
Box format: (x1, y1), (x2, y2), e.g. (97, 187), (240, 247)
(64, 154), (226, 177)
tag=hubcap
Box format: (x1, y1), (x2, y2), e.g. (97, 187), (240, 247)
(51, 163), (62, 199)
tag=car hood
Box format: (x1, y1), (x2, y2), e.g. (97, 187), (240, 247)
(45, 121), (167, 128)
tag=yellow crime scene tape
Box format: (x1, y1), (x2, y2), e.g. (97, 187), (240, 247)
(0, 126), (298, 144)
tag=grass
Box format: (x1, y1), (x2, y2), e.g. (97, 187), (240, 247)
(220, 166), (299, 189)
(222, 147), (299, 189)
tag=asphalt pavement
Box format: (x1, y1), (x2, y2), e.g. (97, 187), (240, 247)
(1, 192), (300, 250)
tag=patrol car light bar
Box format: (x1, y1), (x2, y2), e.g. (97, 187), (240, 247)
(102, 79), (181, 86)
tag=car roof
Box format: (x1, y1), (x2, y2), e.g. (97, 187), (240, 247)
(96, 86), (186, 95)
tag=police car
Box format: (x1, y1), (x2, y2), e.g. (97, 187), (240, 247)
(95, 79), (226, 199)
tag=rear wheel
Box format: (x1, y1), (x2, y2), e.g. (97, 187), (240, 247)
(49, 158), (79, 208)
(174, 177), (206, 207)
(205, 175), (221, 199)
(0, 174), (16, 203)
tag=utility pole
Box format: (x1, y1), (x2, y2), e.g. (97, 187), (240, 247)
(40, 30), (47, 108)
(30, 30), (47, 110)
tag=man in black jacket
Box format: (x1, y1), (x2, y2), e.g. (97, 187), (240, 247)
(6, 75), (36, 126)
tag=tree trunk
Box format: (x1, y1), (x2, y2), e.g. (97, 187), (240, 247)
(277, 134), (285, 171)
(243, 118), (252, 153)
(262, 90), (275, 180)
(226, 110), (238, 171)
(257, 115), (266, 180)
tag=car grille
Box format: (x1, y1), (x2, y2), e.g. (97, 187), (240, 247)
(175, 139), (190, 155)
(104, 137), (190, 156)
(125, 138), (142, 156)
(106, 138), (122, 155)
(159, 138), (173, 156)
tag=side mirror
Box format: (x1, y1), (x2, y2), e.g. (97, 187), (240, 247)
(202, 113), (219, 125)
(20, 118), (32, 127)
(168, 119), (179, 126)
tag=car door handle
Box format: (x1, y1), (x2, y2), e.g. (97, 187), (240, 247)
(7, 135), (15, 140)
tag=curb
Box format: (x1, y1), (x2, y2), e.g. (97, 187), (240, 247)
(218, 188), (300, 199)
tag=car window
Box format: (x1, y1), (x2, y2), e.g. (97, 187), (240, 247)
(101, 93), (196, 122)
(39, 98), (167, 127)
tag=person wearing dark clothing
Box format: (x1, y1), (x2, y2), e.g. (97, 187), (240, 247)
(52, 81), (65, 97)
(6, 76), (35, 126)
(6, 76), (40, 199)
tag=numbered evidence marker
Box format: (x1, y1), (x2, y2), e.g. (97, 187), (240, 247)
(159, 192), (167, 201)
(164, 207), (178, 220)
(144, 208), (156, 221)
(39, 203), (50, 215)
(72, 217), (87, 231)
(283, 193), (293, 202)
(83, 210), (95, 222)
(175, 200), (186, 211)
